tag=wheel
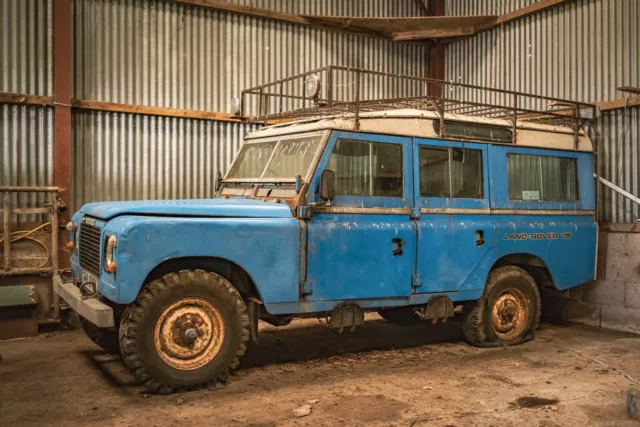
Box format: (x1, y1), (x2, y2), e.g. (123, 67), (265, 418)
(462, 265), (540, 347)
(80, 317), (120, 354)
(378, 307), (420, 325)
(119, 269), (250, 393)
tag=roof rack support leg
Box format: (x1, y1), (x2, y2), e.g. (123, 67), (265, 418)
(512, 93), (518, 144)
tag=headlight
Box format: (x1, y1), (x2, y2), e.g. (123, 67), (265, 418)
(73, 224), (79, 255)
(104, 235), (117, 273)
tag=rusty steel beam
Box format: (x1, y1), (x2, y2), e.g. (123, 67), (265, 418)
(427, 0), (446, 97)
(53, 0), (72, 269)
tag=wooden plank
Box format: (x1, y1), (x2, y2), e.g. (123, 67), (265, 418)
(72, 99), (246, 122)
(474, 0), (576, 32)
(393, 26), (475, 40)
(0, 92), (54, 106)
(597, 96), (640, 111)
(498, 0), (575, 24)
(618, 86), (640, 95)
(176, 0), (388, 40)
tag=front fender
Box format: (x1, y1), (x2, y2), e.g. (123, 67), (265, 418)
(102, 216), (301, 304)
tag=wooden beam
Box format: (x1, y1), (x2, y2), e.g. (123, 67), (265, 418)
(71, 99), (245, 123)
(53, 0), (72, 269)
(0, 92), (54, 106)
(474, 0), (575, 33)
(618, 86), (640, 96)
(498, 0), (575, 24)
(597, 96), (640, 111)
(175, 0), (389, 40)
(393, 26), (475, 41)
(427, 0), (446, 97)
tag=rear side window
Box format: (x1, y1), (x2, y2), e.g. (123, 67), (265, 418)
(507, 154), (578, 201)
(326, 139), (403, 197)
(419, 146), (483, 198)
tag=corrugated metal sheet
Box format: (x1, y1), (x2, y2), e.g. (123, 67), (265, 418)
(72, 0), (429, 110)
(446, 0), (542, 16)
(0, 0), (52, 95)
(71, 110), (257, 211)
(70, 0), (429, 208)
(445, 0), (640, 223)
(0, 105), (54, 220)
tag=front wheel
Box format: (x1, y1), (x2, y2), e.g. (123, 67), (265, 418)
(462, 266), (540, 347)
(119, 270), (250, 393)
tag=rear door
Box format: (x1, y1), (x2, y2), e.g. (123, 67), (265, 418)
(305, 131), (416, 301)
(412, 138), (494, 293)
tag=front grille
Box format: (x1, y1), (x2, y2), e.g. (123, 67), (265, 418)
(79, 221), (102, 276)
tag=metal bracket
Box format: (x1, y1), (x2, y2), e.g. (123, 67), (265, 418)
(410, 208), (421, 219)
(298, 205), (313, 220)
(412, 274), (423, 289)
(300, 280), (313, 296)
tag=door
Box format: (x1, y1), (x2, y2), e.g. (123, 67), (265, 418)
(305, 131), (416, 301)
(413, 139), (494, 293)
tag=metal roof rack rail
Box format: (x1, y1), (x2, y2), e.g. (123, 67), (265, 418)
(237, 65), (598, 148)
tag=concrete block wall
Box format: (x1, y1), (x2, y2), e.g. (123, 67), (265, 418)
(564, 226), (640, 334)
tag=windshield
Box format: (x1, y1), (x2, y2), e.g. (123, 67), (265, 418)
(225, 133), (324, 181)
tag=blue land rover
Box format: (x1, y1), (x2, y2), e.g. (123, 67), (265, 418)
(55, 69), (598, 392)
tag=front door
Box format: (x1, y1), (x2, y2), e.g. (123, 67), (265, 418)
(413, 138), (494, 293)
(305, 132), (416, 301)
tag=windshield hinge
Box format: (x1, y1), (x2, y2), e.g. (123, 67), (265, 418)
(298, 205), (313, 220)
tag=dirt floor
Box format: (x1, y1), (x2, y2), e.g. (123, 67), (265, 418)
(1, 315), (639, 426)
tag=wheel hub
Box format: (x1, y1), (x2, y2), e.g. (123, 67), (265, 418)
(154, 297), (225, 371)
(490, 288), (529, 341)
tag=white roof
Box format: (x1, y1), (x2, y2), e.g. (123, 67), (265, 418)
(246, 109), (593, 152)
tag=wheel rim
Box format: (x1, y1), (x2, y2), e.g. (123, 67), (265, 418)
(154, 297), (225, 371)
(490, 288), (529, 341)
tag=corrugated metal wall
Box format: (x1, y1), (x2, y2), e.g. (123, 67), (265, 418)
(0, 0), (53, 215)
(445, 0), (640, 223)
(446, 0), (543, 16)
(69, 0), (429, 210)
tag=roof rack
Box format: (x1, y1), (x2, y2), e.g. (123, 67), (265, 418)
(238, 65), (598, 148)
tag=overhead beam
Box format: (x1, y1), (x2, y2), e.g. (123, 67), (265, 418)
(393, 26), (475, 41)
(175, 0), (388, 40)
(427, 0), (446, 97)
(53, 0), (72, 269)
(0, 92), (54, 106)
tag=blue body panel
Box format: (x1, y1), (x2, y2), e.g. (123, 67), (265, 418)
(68, 129), (597, 317)
(81, 198), (293, 220)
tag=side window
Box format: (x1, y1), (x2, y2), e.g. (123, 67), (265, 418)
(419, 146), (483, 198)
(508, 154), (578, 201)
(326, 139), (403, 197)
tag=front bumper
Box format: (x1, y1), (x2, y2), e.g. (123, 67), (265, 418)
(53, 275), (115, 328)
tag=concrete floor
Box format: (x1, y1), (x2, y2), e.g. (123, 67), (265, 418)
(1, 315), (639, 426)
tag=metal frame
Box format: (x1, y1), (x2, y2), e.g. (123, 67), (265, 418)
(0, 186), (62, 320)
(239, 65), (598, 148)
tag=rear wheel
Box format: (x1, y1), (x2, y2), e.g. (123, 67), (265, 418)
(80, 317), (120, 354)
(119, 269), (250, 393)
(462, 266), (540, 347)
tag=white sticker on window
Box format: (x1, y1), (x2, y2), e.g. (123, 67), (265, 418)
(522, 191), (540, 201)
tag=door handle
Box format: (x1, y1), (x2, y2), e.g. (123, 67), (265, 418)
(392, 238), (406, 256)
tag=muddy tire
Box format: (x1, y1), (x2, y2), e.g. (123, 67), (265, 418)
(119, 269), (250, 393)
(462, 266), (540, 347)
(80, 317), (120, 354)
(378, 307), (420, 325)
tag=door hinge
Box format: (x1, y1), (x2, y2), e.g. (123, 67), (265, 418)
(300, 280), (313, 296)
(410, 208), (421, 219)
(412, 274), (423, 289)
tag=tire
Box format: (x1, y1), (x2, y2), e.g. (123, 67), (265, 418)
(80, 317), (120, 354)
(462, 265), (541, 347)
(119, 269), (250, 393)
(378, 307), (421, 325)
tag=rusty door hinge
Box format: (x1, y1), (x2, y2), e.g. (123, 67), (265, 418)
(412, 274), (423, 289)
(300, 281), (313, 296)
